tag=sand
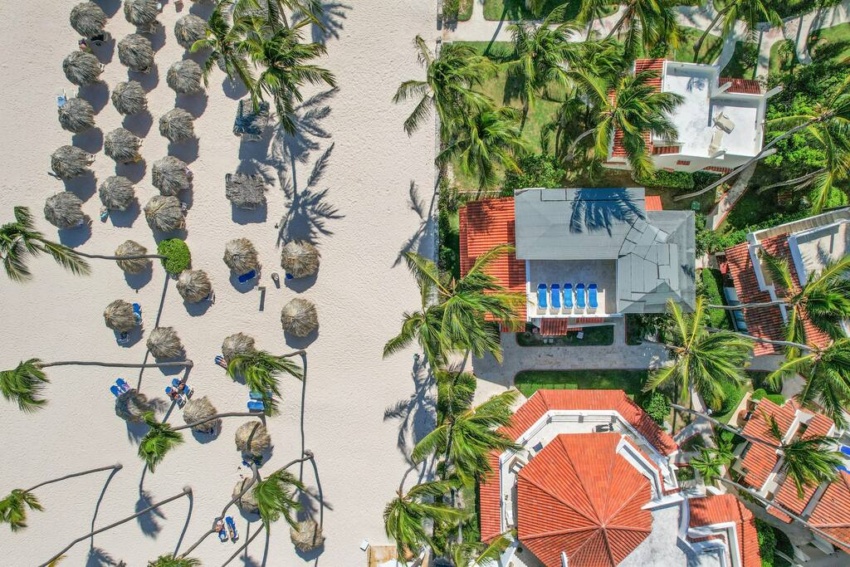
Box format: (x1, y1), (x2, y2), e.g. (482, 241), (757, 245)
(0, 0), (438, 564)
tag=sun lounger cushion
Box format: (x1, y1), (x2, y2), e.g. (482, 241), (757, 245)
(247, 400), (264, 412)
(237, 270), (256, 283)
(110, 385), (121, 397)
(550, 284), (561, 310)
(563, 283), (573, 308)
(537, 284), (547, 310)
(576, 283), (586, 309)
(588, 284), (598, 309)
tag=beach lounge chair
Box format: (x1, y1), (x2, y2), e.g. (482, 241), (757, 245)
(225, 516), (239, 541)
(550, 284), (561, 311)
(841, 445), (850, 458)
(588, 284), (598, 310)
(563, 283), (573, 309)
(116, 378), (130, 393)
(171, 378), (193, 398)
(237, 270), (257, 283)
(215, 355), (227, 369)
(110, 385), (121, 398)
(247, 400), (265, 412)
(537, 284), (548, 311)
(576, 284), (586, 309)
(166, 386), (186, 408)
(57, 90), (67, 108)
(117, 331), (129, 344)
(217, 518), (228, 542)
(249, 391), (264, 400)
(132, 303), (142, 324)
(709, 127), (725, 155)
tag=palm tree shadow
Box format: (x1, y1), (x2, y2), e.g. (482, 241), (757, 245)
(86, 467), (122, 563)
(383, 356), (436, 461)
(303, 1), (352, 44)
(272, 87), (338, 175)
(394, 180), (438, 268)
(136, 489), (167, 537)
(172, 490), (194, 558)
(86, 547), (122, 567)
(569, 188), (644, 236)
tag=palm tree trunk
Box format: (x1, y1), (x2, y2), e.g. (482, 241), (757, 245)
(671, 404), (780, 450)
(757, 169), (824, 193)
(25, 464), (122, 493)
(706, 327), (813, 352)
(222, 523), (266, 567)
(39, 487), (192, 567)
(693, 5), (731, 62)
(605, 6), (631, 40)
(173, 412), (261, 432)
(671, 380), (680, 434)
(566, 127), (597, 160)
(73, 251), (164, 261)
(39, 360), (194, 369)
(706, 300), (788, 310)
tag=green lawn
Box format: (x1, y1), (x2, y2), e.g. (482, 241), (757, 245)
(809, 23), (850, 65)
(458, 0), (473, 21)
(721, 41), (758, 80)
(670, 28), (722, 64)
(516, 325), (614, 346)
(514, 369), (649, 398)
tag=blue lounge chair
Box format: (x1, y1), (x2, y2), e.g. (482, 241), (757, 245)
(249, 391), (264, 400)
(237, 270), (256, 283)
(550, 284), (561, 310)
(841, 445), (850, 458)
(563, 283), (573, 309)
(215, 355), (227, 369)
(116, 378), (130, 393)
(132, 303), (142, 324)
(110, 385), (121, 398)
(57, 90), (67, 108)
(576, 284), (586, 309)
(217, 518), (228, 542)
(588, 284), (598, 309)
(247, 400), (264, 412)
(117, 331), (129, 344)
(225, 516), (239, 541)
(171, 378), (193, 398)
(537, 284), (548, 310)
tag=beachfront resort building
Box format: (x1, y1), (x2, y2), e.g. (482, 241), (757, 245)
(605, 59), (779, 175)
(459, 187), (696, 334)
(722, 207), (850, 356)
(478, 390), (761, 567)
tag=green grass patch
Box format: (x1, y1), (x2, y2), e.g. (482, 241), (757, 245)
(483, 0), (582, 21)
(514, 369), (649, 398)
(810, 23), (850, 65)
(721, 41), (758, 80)
(671, 28), (722, 63)
(516, 325), (614, 346)
(699, 268), (732, 330)
(714, 380), (751, 424)
(458, 0), (473, 20)
(770, 39), (797, 77)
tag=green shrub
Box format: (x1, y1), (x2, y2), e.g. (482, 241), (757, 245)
(443, 0), (459, 20)
(642, 391), (671, 425)
(756, 519), (778, 567)
(633, 169), (695, 190)
(503, 154), (566, 194)
(698, 268), (732, 329)
(717, 380), (744, 414)
(753, 389), (786, 406)
(157, 238), (191, 275)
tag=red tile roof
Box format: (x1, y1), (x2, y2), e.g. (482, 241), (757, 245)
(539, 319), (569, 335)
(645, 195), (663, 211)
(689, 494), (761, 567)
(809, 473), (850, 551)
(773, 412), (835, 516)
(703, 165), (733, 174)
(610, 60), (663, 161)
(518, 434), (652, 567)
(479, 451), (502, 543)
(458, 197), (527, 321)
(720, 77), (762, 95)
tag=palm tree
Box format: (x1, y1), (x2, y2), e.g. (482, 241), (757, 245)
(0, 464), (121, 532)
(0, 359), (194, 413)
(233, 0), (324, 30)
(438, 107), (529, 190)
(384, 478), (466, 560)
(690, 447), (726, 485)
(226, 350), (303, 415)
(1, 206), (89, 281)
(191, 3), (255, 91)
(693, 0), (781, 62)
(253, 468), (305, 528)
(605, 0), (681, 59)
(443, 533), (511, 567)
(644, 298), (753, 429)
(676, 75), (850, 202)
(578, 0), (614, 40)
(569, 70), (683, 179)
(393, 37), (496, 138)
(148, 556), (201, 567)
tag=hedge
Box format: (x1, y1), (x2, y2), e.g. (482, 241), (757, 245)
(752, 389), (786, 406)
(504, 154), (566, 194)
(157, 238), (191, 275)
(641, 391), (670, 425)
(632, 169), (695, 190)
(699, 268), (732, 329)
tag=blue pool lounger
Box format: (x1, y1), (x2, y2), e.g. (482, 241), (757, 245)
(537, 283), (548, 310)
(237, 270), (257, 283)
(110, 385), (121, 398)
(226, 516), (239, 541)
(550, 284), (561, 310)
(563, 283), (573, 309)
(247, 400), (265, 412)
(588, 284), (599, 309)
(576, 284), (586, 309)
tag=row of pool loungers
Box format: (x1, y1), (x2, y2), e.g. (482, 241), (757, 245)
(537, 283), (598, 311)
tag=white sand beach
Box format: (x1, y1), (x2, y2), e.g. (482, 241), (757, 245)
(0, 0), (438, 564)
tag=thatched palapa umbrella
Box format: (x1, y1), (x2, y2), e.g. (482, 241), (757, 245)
(44, 192), (86, 229)
(281, 298), (318, 337)
(151, 156), (192, 196)
(291, 520), (324, 552)
(99, 176), (136, 211)
(104, 299), (137, 332)
(183, 396), (219, 433)
(232, 479), (259, 514)
(115, 389), (155, 423)
(58, 98), (95, 134)
(112, 81), (148, 115)
(235, 421), (271, 456)
(105, 128), (143, 164)
(224, 238), (259, 275)
(118, 34), (154, 73)
(115, 240), (151, 274)
(175, 14), (208, 50)
(63, 51), (102, 86)
(147, 327), (184, 359)
(159, 108), (195, 143)
(144, 195), (185, 232)
(167, 60), (204, 94)
(51, 145), (94, 179)
(124, 0), (159, 27)
(222, 333), (256, 361)
(281, 241), (320, 278)
(177, 269), (212, 303)
(70, 2), (107, 38)
(225, 173), (267, 210)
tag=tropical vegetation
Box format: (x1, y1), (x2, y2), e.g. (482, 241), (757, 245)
(225, 350), (303, 415)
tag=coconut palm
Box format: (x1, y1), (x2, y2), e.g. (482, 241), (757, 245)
(144, 195), (185, 232)
(233, 0), (325, 29)
(226, 350), (303, 414)
(152, 156), (193, 196)
(44, 192), (86, 230)
(62, 51), (102, 85)
(57, 98), (95, 133)
(148, 556), (201, 567)
(605, 0), (681, 58)
(0, 464), (121, 532)
(70, 2), (107, 38)
(167, 60), (205, 94)
(443, 533), (511, 567)
(50, 145), (94, 179)
(393, 37), (496, 138)
(1, 207), (90, 281)
(690, 448), (726, 485)
(643, 298), (753, 429)
(192, 3), (254, 90)
(112, 81), (148, 115)
(384, 479), (466, 560)
(118, 34), (155, 73)
(0, 358), (193, 412)
(159, 108), (196, 143)
(437, 106), (529, 190)
(175, 14), (208, 50)
(253, 469), (305, 528)
(99, 176), (136, 211)
(104, 128), (143, 163)
(693, 0), (781, 62)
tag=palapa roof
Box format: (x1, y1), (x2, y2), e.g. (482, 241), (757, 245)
(118, 34), (154, 73)
(124, 0), (159, 26)
(115, 389), (154, 423)
(291, 519), (324, 552)
(280, 241), (320, 278)
(175, 14), (208, 50)
(222, 333), (256, 361)
(159, 108), (195, 143)
(105, 128), (143, 164)
(152, 156), (192, 196)
(51, 145), (94, 179)
(63, 51), (102, 86)
(104, 299), (136, 332)
(70, 2), (107, 37)
(146, 327), (184, 359)
(233, 99), (270, 137)
(99, 176), (136, 211)
(112, 81), (148, 115)
(224, 238), (259, 274)
(177, 269), (212, 303)
(167, 60), (204, 94)
(233, 478), (260, 513)
(235, 421), (271, 456)
(144, 195), (185, 232)
(225, 173), (267, 209)
(44, 192), (85, 229)
(281, 298), (318, 337)
(115, 240), (151, 274)
(58, 97), (95, 134)
(183, 396), (219, 433)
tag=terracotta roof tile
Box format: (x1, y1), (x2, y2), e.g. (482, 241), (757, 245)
(518, 434), (652, 567)
(809, 473), (850, 551)
(720, 77), (762, 95)
(479, 451), (503, 543)
(609, 60), (662, 161)
(645, 195), (663, 211)
(689, 494), (762, 567)
(739, 398), (794, 489)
